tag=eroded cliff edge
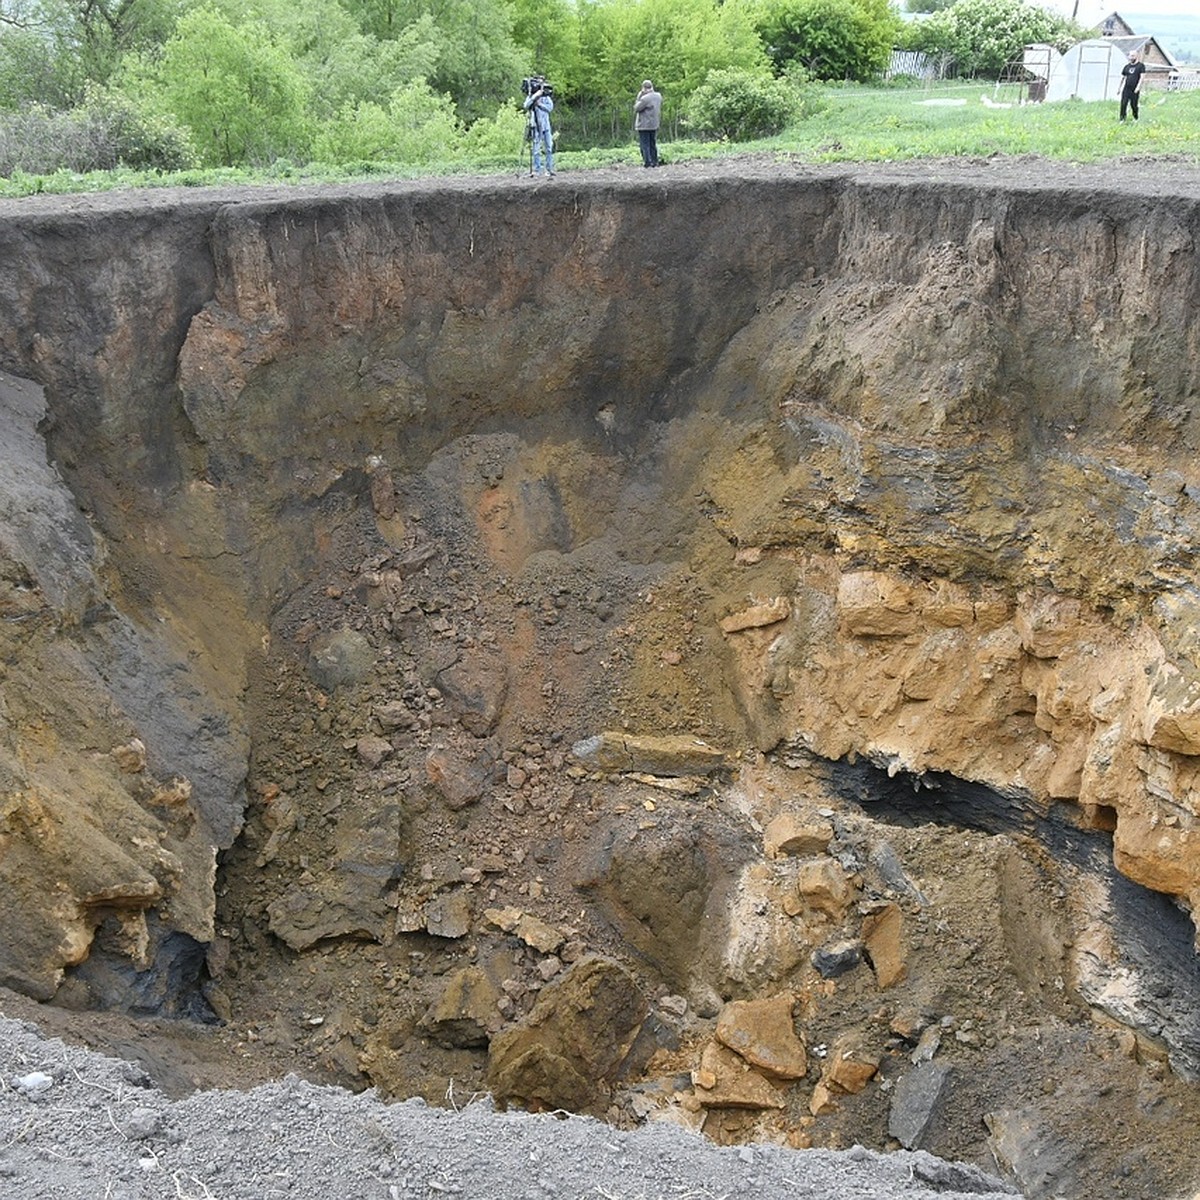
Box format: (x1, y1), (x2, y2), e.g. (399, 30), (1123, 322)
(1, 160), (1199, 1194)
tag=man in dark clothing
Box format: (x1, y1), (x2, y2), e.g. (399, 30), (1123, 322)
(634, 80), (662, 168)
(1120, 49), (1146, 121)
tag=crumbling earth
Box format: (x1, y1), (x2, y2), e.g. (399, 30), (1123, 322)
(3, 156), (1200, 1200)
(0, 1009), (1023, 1200)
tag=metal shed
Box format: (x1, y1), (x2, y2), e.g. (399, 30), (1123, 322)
(1044, 36), (1146, 103)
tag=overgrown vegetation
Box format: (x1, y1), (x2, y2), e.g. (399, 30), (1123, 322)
(0, 0), (1195, 195)
(0, 0), (898, 176)
(4, 83), (1197, 198)
(896, 0), (1079, 77)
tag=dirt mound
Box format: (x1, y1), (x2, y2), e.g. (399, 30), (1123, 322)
(0, 1006), (1021, 1200)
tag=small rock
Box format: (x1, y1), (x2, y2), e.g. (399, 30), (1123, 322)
(357, 736), (394, 768)
(12, 1072), (53, 1098)
(812, 940), (863, 979)
(862, 903), (906, 988)
(425, 891), (472, 939)
(764, 814), (833, 859)
(121, 1107), (163, 1140)
(111, 738), (147, 774)
(889, 1062), (952, 1149)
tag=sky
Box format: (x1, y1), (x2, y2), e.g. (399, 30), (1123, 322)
(1038, 1), (1200, 19)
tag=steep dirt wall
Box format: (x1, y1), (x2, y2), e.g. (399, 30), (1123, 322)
(0, 160), (1199, 1046)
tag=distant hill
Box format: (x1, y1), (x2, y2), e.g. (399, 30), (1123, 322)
(1116, 11), (1200, 65)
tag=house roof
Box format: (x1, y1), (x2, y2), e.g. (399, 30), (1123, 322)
(1093, 31), (1178, 70)
(1094, 13), (1179, 68)
(1096, 13), (1136, 39)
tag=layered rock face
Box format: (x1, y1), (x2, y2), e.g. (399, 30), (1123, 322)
(1, 163), (1199, 1191)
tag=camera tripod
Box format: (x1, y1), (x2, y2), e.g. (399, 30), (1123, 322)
(517, 110), (536, 177)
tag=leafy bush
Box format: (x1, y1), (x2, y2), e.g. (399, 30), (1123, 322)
(311, 79), (462, 166)
(906, 0), (1082, 78)
(685, 68), (809, 141)
(0, 88), (196, 176)
(460, 103), (529, 164)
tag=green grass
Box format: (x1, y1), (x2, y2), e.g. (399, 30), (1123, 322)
(2, 84), (1198, 198)
(763, 82), (1200, 162)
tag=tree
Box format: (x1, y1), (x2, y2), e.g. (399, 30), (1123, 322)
(575, 0), (768, 106)
(0, 0), (182, 107)
(906, 0), (1081, 77)
(340, 0), (525, 121)
(202, 0), (445, 118)
(148, 6), (310, 165)
(505, 0), (583, 93)
(0, 26), (74, 107)
(756, 0), (900, 81)
(43, 0), (182, 83)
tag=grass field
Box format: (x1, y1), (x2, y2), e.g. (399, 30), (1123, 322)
(767, 81), (1200, 162)
(2, 83), (1198, 197)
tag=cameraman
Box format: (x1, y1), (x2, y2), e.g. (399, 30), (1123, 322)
(523, 81), (556, 178)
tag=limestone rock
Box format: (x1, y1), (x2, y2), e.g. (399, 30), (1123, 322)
(418, 966), (501, 1048)
(482, 906), (564, 954)
(822, 1034), (880, 1095)
(763, 814), (833, 859)
(1015, 593), (1083, 659)
(862, 903), (906, 988)
(486, 956), (649, 1115)
(111, 739), (147, 774)
(692, 1040), (787, 1110)
(809, 1080), (838, 1116)
(837, 571), (919, 637)
(794, 858), (855, 921)
(1112, 811), (1198, 899)
(570, 733), (725, 777)
(1142, 663), (1200, 756)
(714, 993), (807, 1080)
(719, 598), (790, 634)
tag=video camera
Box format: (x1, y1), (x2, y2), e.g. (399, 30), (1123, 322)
(521, 76), (553, 97)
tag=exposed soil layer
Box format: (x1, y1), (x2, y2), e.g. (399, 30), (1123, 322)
(2, 155), (1200, 1200)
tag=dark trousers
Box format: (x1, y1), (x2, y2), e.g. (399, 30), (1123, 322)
(638, 128), (658, 167)
(1120, 89), (1139, 120)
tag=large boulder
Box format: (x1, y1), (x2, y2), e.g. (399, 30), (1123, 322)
(487, 955), (649, 1115)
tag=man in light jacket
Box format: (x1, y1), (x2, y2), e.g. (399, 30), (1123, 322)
(634, 80), (662, 168)
(523, 82), (556, 177)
